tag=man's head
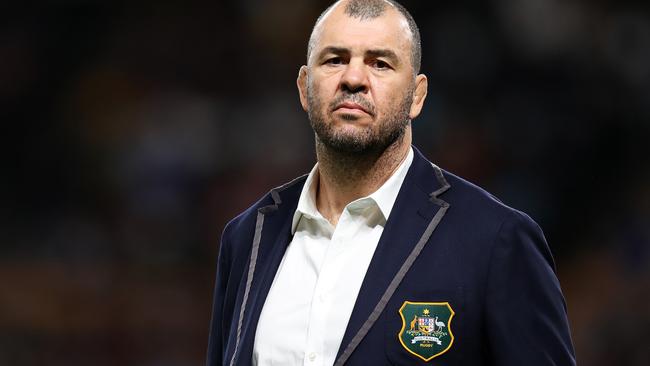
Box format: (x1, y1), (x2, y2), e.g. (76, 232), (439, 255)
(297, 0), (428, 155)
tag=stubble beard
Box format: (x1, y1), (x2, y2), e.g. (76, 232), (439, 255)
(306, 81), (414, 157)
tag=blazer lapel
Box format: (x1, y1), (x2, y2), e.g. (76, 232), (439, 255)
(228, 177), (306, 366)
(335, 147), (451, 365)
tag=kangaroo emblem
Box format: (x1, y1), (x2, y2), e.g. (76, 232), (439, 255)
(410, 315), (418, 331)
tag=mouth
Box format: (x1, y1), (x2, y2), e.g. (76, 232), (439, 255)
(334, 101), (371, 115)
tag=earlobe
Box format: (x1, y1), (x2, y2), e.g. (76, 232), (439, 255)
(297, 66), (309, 112)
(409, 74), (428, 120)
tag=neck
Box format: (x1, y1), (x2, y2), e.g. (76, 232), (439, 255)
(315, 127), (412, 226)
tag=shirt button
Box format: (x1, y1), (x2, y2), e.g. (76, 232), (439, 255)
(308, 352), (317, 361)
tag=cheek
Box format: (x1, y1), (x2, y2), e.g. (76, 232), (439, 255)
(380, 81), (413, 110)
(374, 87), (404, 114)
(312, 72), (341, 95)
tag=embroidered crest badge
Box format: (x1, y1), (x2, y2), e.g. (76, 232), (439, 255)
(398, 301), (455, 361)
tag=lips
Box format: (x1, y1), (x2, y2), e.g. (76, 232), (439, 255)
(334, 101), (371, 115)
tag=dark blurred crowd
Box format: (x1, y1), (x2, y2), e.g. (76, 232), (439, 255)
(1, 0), (648, 365)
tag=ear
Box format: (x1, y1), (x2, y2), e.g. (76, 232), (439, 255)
(409, 74), (428, 120)
(297, 65), (309, 112)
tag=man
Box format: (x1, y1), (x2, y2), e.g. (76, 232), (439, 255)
(207, 0), (576, 365)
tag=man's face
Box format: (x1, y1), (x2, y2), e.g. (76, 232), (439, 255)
(298, 5), (425, 154)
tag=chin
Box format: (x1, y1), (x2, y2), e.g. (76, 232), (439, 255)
(332, 122), (372, 137)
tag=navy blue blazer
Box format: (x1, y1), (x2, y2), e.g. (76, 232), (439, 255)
(207, 147), (576, 366)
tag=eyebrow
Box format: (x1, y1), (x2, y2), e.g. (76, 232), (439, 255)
(316, 46), (401, 66)
(366, 49), (400, 66)
(316, 46), (349, 60)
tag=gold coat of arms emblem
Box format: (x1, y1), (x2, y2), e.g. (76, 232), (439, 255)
(397, 301), (455, 361)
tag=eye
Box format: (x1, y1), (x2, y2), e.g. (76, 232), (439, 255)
(372, 59), (391, 70)
(324, 57), (344, 65)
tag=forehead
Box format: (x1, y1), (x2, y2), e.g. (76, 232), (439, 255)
(312, 5), (412, 59)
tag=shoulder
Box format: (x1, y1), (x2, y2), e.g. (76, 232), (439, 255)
(439, 167), (555, 268)
(409, 147), (536, 229)
(428, 168), (551, 265)
(439, 169), (539, 230)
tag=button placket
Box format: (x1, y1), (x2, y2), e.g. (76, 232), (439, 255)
(304, 291), (326, 366)
(303, 226), (337, 366)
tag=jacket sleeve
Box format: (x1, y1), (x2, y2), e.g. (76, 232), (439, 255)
(206, 224), (232, 366)
(485, 211), (576, 365)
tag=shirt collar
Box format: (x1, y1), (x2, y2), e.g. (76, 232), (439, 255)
(291, 147), (414, 234)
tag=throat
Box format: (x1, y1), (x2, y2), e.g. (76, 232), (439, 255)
(314, 130), (411, 225)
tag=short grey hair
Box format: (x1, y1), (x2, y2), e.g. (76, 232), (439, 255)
(307, 0), (422, 74)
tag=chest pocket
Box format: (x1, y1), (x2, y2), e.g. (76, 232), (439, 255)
(383, 288), (465, 365)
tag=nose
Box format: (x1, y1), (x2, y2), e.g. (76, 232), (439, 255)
(339, 59), (369, 94)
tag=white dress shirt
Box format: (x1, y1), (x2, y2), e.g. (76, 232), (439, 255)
(252, 148), (414, 366)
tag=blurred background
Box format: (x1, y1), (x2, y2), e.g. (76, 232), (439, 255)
(1, 0), (649, 365)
